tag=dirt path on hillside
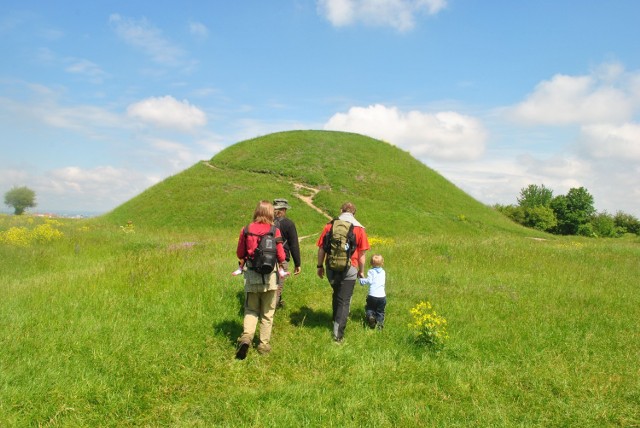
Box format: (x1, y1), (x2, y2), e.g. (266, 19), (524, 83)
(292, 183), (332, 220)
(202, 160), (220, 170)
(202, 160), (331, 228)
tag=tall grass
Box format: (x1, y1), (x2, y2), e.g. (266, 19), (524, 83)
(1, 213), (639, 426)
(2, 131), (638, 426)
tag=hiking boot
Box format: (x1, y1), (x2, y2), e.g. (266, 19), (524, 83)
(367, 315), (377, 329)
(257, 343), (271, 355)
(235, 341), (250, 360)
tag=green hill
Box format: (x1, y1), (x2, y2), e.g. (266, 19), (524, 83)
(105, 130), (530, 237)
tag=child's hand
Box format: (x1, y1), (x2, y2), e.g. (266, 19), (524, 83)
(359, 278), (368, 285)
(278, 268), (290, 278)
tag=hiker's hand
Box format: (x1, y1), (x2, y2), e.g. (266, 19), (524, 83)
(294, 266), (301, 275)
(317, 266), (324, 279)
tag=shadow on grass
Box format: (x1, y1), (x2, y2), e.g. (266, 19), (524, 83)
(350, 306), (366, 327)
(213, 320), (243, 346)
(289, 306), (332, 329)
(236, 290), (245, 317)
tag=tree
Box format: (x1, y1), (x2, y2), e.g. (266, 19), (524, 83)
(494, 204), (525, 225)
(613, 211), (640, 235)
(523, 205), (557, 232)
(551, 187), (595, 235)
(4, 186), (37, 215)
(590, 212), (618, 238)
(517, 184), (554, 208)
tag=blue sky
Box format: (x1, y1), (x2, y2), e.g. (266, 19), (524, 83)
(2, 0), (639, 217)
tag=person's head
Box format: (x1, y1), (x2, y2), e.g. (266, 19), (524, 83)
(370, 254), (384, 268)
(253, 200), (275, 224)
(273, 198), (291, 218)
(340, 202), (356, 214)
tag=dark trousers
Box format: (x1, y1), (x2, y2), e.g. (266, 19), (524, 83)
(365, 295), (386, 328)
(330, 277), (356, 341)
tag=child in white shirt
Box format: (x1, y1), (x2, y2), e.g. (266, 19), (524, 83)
(359, 254), (386, 329)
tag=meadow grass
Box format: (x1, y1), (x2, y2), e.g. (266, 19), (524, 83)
(2, 131), (638, 426)
(1, 214), (639, 427)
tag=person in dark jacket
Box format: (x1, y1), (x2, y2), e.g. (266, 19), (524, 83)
(273, 198), (301, 309)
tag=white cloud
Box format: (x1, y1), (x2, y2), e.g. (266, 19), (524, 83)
(319, 0), (356, 26)
(195, 136), (226, 157)
(495, 62), (640, 216)
(432, 147), (640, 217)
(517, 154), (591, 181)
(580, 122), (640, 161)
(46, 166), (139, 193)
(31, 165), (158, 212)
(31, 47), (107, 84)
(65, 59), (108, 83)
(430, 154), (584, 206)
(109, 14), (185, 65)
(189, 21), (209, 39)
(508, 66), (637, 125)
(0, 168), (30, 186)
(0, 95), (123, 137)
(127, 96), (207, 131)
(41, 105), (123, 136)
(317, 0), (447, 31)
(147, 138), (201, 170)
(324, 104), (487, 160)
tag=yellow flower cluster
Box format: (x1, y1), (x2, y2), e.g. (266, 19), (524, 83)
(555, 241), (585, 249)
(32, 223), (64, 243)
(0, 220), (64, 247)
(0, 227), (31, 247)
(409, 301), (449, 348)
(120, 221), (135, 234)
(368, 236), (395, 246)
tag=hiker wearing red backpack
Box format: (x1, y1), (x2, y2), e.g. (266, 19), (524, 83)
(234, 200), (287, 360)
(316, 202), (370, 342)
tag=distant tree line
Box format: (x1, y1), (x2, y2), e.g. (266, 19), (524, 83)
(494, 184), (640, 237)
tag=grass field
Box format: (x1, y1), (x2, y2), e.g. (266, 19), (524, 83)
(2, 131), (639, 426)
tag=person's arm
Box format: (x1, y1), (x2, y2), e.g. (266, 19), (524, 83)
(355, 228), (370, 278)
(315, 223), (331, 279)
(275, 228), (286, 263)
(316, 247), (326, 279)
(357, 251), (367, 278)
(236, 228), (247, 260)
(359, 273), (370, 286)
(289, 223), (302, 271)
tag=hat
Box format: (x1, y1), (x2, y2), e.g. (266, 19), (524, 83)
(273, 198), (291, 210)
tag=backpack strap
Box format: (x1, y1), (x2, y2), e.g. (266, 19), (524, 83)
(322, 219), (336, 252)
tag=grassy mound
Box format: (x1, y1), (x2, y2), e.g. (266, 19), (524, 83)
(105, 130), (530, 237)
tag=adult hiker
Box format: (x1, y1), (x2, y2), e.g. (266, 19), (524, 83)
(235, 200), (287, 360)
(273, 198), (301, 309)
(316, 202), (370, 342)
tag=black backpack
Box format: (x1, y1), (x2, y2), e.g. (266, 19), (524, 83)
(244, 225), (278, 275)
(322, 219), (356, 271)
